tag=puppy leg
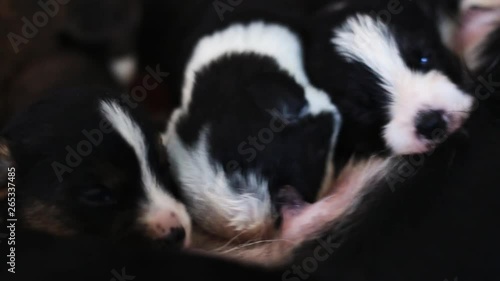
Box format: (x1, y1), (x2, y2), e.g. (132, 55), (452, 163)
(207, 157), (393, 267)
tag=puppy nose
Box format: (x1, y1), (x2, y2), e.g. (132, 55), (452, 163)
(154, 227), (186, 249)
(416, 110), (448, 140)
(145, 211), (188, 246)
(165, 227), (186, 244)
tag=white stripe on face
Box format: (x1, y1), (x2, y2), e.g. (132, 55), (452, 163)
(100, 100), (191, 245)
(332, 14), (406, 90)
(163, 123), (273, 240)
(332, 14), (473, 154)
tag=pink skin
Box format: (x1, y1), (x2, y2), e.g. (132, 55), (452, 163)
(279, 158), (390, 245)
(455, 6), (500, 60)
(145, 210), (190, 247)
(186, 6), (500, 266)
(280, 194), (347, 243)
(186, 160), (391, 266)
(279, 179), (360, 243)
(277, 186), (310, 217)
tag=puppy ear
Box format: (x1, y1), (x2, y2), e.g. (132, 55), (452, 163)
(0, 138), (14, 200)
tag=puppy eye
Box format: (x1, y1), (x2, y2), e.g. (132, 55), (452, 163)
(79, 185), (117, 207)
(416, 51), (433, 69)
(420, 56), (430, 66)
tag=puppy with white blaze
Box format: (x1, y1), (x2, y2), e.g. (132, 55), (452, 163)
(143, 0), (352, 265)
(305, 0), (474, 172)
(0, 89), (191, 249)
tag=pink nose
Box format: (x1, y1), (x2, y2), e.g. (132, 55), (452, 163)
(146, 211), (186, 245)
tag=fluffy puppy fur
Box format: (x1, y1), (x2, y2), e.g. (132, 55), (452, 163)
(290, 24), (500, 281)
(194, 1), (478, 266)
(139, 0), (475, 267)
(0, 89), (190, 249)
(139, 0), (343, 261)
(211, 0), (483, 267)
(305, 0), (474, 171)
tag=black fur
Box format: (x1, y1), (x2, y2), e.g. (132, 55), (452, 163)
(305, 0), (468, 170)
(292, 24), (500, 281)
(0, 88), (183, 248)
(139, 0), (309, 106)
(1, 230), (283, 281)
(140, 0), (339, 228)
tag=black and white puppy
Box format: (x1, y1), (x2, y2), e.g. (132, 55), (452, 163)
(305, 0), (474, 170)
(291, 24), (500, 281)
(0, 88), (190, 248)
(196, 0), (478, 266)
(146, 0), (341, 258)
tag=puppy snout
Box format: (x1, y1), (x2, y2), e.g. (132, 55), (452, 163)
(162, 227), (186, 244)
(416, 110), (448, 141)
(147, 212), (187, 246)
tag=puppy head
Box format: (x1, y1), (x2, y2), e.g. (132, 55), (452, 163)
(165, 55), (340, 241)
(330, 8), (473, 155)
(0, 88), (190, 248)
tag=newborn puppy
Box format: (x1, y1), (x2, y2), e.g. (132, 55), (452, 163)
(290, 23), (500, 281)
(150, 0), (341, 257)
(0, 88), (190, 248)
(189, 0), (477, 266)
(305, 0), (474, 170)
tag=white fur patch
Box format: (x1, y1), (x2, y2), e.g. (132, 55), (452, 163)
(165, 21), (343, 240)
(100, 100), (191, 244)
(332, 14), (473, 154)
(164, 123), (273, 240)
(182, 21), (339, 119)
(110, 55), (137, 86)
(191, 157), (396, 267)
